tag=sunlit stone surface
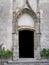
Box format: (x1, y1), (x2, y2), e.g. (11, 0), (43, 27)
(0, 0), (49, 63)
(18, 14), (34, 27)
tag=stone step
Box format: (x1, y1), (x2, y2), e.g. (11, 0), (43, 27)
(3, 60), (49, 65)
(4, 62), (49, 65)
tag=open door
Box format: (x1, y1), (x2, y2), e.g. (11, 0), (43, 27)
(19, 30), (34, 58)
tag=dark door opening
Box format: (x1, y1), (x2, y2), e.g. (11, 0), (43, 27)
(19, 30), (34, 58)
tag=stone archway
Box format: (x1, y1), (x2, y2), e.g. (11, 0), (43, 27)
(13, 8), (38, 60)
(16, 8), (37, 21)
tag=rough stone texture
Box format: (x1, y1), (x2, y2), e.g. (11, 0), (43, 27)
(0, 0), (12, 50)
(40, 2), (49, 49)
(0, 0), (49, 63)
(3, 61), (49, 65)
(13, 0), (49, 60)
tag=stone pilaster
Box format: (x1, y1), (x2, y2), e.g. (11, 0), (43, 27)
(36, 0), (41, 59)
(12, 32), (19, 60)
(12, 11), (19, 60)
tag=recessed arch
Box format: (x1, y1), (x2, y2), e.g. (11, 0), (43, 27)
(16, 8), (37, 21)
(14, 8), (38, 59)
(18, 14), (34, 29)
(16, 8), (37, 31)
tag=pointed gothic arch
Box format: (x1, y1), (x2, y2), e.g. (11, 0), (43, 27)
(16, 8), (37, 21)
(15, 8), (38, 58)
(12, 7), (38, 60)
(16, 8), (37, 31)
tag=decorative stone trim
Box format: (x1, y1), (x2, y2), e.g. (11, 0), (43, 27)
(17, 26), (36, 31)
(16, 8), (37, 32)
(16, 8), (37, 21)
(12, 7), (38, 60)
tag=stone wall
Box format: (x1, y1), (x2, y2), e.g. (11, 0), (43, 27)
(40, 2), (49, 49)
(0, 0), (49, 59)
(0, 0), (13, 50)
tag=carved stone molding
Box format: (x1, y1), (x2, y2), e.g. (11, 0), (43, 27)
(16, 8), (37, 21)
(17, 26), (36, 31)
(13, 7), (38, 59)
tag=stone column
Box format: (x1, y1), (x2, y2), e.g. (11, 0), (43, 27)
(12, 12), (19, 60)
(36, 0), (41, 59)
(12, 33), (19, 60)
(12, 0), (19, 60)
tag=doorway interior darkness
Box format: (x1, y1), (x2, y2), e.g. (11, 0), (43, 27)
(19, 30), (34, 58)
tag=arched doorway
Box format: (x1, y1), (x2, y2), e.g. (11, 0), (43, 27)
(19, 30), (34, 58)
(12, 8), (37, 60)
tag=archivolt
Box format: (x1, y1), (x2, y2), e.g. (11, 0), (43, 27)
(16, 8), (37, 22)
